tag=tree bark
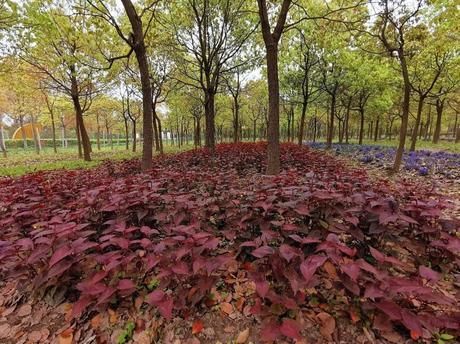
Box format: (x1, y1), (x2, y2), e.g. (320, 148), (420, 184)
(374, 116), (380, 142)
(393, 53), (411, 173)
(156, 115), (164, 154)
(30, 116), (41, 155)
(0, 121), (7, 158)
(76, 117), (82, 158)
(132, 120), (137, 152)
(410, 96), (425, 151)
(19, 116), (27, 149)
(204, 91), (216, 149)
(326, 91), (337, 149)
(121, 0), (153, 171)
(70, 72), (91, 161)
(123, 116), (129, 150)
(257, 0), (291, 175)
(433, 97), (444, 144)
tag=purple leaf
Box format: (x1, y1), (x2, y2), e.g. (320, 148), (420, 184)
(419, 266), (441, 283)
(251, 245), (274, 258)
(279, 244), (298, 262)
(117, 279), (136, 290)
(49, 245), (73, 267)
(300, 255), (327, 284)
(280, 318), (301, 340)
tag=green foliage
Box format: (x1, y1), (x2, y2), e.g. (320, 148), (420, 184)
(117, 321), (135, 344)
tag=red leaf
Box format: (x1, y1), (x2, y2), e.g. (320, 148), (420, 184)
(71, 296), (92, 318)
(117, 279), (136, 290)
(369, 247), (385, 263)
(341, 263), (360, 281)
(252, 273), (269, 298)
(251, 245), (274, 258)
(401, 309), (423, 336)
(419, 266), (441, 283)
(300, 255), (327, 284)
(49, 245), (72, 267)
(146, 290), (165, 305)
(157, 296), (174, 320)
(191, 320), (204, 335)
(280, 318), (301, 340)
(260, 321), (281, 341)
(279, 244), (298, 262)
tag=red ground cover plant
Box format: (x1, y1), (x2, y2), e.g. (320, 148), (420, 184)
(0, 143), (458, 342)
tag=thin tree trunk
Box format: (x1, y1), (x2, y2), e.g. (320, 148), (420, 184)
(124, 116), (129, 150)
(393, 53), (411, 173)
(19, 116), (27, 149)
(433, 98), (444, 144)
(156, 115), (163, 154)
(30, 116), (41, 155)
(0, 122), (7, 158)
(132, 120), (137, 152)
(70, 75), (91, 161)
(358, 109), (365, 145)
(410, 96), (424, 151)
(96, 113), (101, 151)
(374, 116), (379, 142)
(76, 117), (82, 158)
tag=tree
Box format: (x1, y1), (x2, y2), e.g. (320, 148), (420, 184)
(371, 0), (423, 173)
(18, 0), (107, 161)
(171, 0), (256, 149)
(257, 0), (291, 174)
(86, 0), (160, 170)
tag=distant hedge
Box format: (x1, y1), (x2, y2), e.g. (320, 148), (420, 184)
(4, 139), (130, 149)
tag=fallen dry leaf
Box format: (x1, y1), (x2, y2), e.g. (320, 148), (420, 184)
(316, 312), (335, 340)
(58, 329), (73, 344)
(235, 328), (250, 343)
(0, 323), (11, 339)
(28, 330), (42, 342)
(90, 314), (102, 329)
(108, 308), (118, 324)
(220, 302), (233, 315)
(17, 304), (32, 317)
(323, 261), (338, 279)
(192, 320), (204, 335)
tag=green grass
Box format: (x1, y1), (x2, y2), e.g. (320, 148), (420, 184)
(0, 143), (193, 177)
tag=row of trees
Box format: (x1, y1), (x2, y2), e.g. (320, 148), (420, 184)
(0, 0), (458, 174)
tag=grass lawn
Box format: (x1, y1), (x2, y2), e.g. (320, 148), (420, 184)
(0, 143), (194, 177)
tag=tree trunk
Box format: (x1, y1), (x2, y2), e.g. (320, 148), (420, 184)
(452, 112), (458, 141)
(433, 98), (444, 144)
(60, 116), (67, 148)
(204, 91), (216, 149)
(410, 96), (424, 151)
(152, 106), (160, 152)
(344, 98), (351, 144)
(265, 44), (281, 173)
(374, 116), (379, 142)
(156, 115), (164, 154)
(30, 116), (41, 155)
(132, 120), (137, 152)
(70, 76), (91, 161)
(19, 116), (27, 149)
(76, 117), (82, 158)
(49, 110), (57, 153)
(0, 122), (7, 158)
(233, 96), (239, 143)
(356, 107), (364, 145)
(121, 0), (153, 171)
(96, 113), (101, 151)
(124, 116), (129, 150)
(393, 53), (411, 173)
